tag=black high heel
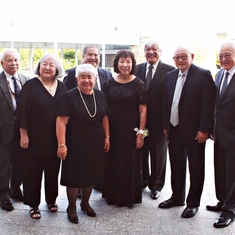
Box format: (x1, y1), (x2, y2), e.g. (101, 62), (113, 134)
(66, 208), (79, 224)
(80, 203), (96, 217)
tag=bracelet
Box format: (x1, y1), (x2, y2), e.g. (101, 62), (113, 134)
(134, 127), (149, 139)
(138, 129), (144, 135)
(58, 143), (66, 147)
(105, 136), (110, 138)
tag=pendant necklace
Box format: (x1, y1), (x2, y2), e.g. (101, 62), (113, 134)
(78, 88), (97, 118)
(39, 77), (53, 92)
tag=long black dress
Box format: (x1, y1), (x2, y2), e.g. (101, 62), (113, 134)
(102, 77), (147, 207)
(57, 88), (108, 188)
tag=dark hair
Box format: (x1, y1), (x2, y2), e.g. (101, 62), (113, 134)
(82, 45), (100, 56)
(113, 49), (136, 74)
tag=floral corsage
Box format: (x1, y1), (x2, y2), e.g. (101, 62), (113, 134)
(134, 127), (149, 139)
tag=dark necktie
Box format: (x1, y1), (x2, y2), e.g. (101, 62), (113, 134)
(220, 71), (229, 96)
(146, 65), (153, 89)
(12, 76), (21, 101)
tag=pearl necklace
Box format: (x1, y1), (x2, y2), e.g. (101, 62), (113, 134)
(78, 88), (97, 118)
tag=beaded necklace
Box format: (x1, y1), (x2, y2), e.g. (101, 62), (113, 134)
(78, 88), (97, 118)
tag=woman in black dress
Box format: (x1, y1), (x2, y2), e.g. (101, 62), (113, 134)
(56, 63), (110, 224)
(15, 54), (67, 219)
(102, 50), (147, 208)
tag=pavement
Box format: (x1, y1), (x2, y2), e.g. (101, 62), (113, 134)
(1, 139), (235, 235)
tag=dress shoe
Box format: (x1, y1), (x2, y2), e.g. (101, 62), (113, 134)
(0, 199), (14, 211)
(66, 209), (78, 224)
(181, 207), (198, 218)
(206, 202), (222, 212)
(80, 203), (96, 217)
(158, 198), (185, 208)
(213, 216), (234, 228)
(150, 190), (161, 200)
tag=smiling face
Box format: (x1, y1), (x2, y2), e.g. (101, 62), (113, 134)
(77, 71), (96, 94)
(83, 47), (100, 68)
(39, 58), (57, 80)
(219, 43), (235, 71)
(1, 51), (19, 75)
(145, 44), (161, 65)
(173, 46), (194, 72)
(117, 56), (133, 75)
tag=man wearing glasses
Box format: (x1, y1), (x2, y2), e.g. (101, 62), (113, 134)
(206, 41), (235, 228)
(158, 45), (215, 219)
(0, 49), (28, 211)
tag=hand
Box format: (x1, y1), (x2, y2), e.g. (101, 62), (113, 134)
(104, 138), (110, 152)
(195, 131), (209, 143)
(163, 129), (168, 138)
(57, 145), (67, 160)
(20, 135), (29, 149)
(136, 134), (144, 149)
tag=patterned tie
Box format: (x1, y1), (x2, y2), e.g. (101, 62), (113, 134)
(170, 73), (185, 126)
(12, 76), (21, 101)
(220, 71), (229, 96)
(146, 65), (153, 89)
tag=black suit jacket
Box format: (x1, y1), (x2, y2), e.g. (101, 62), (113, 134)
(163, 64), (216, 142)
(63, 66), (112, 91)
(0, 71), (28, 144)
(135, 61), (175, 134)
(214, 69), (235, 149)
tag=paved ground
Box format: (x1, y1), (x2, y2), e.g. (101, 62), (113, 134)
(1, 139), (235, 234)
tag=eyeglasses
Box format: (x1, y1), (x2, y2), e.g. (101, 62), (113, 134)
(218, 53), (233, 60)
(173, 54), (189, 61)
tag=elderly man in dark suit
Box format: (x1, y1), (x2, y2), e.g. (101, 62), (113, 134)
(206, 41), (235, 228)
(158, 45), (215, 219)
(63, 45), (112, 197)
(0, 49), (28, 211)
(135, 39), (174, 200)
(63, 45), (112, 91)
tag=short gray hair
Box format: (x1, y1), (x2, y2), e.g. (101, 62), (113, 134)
(144, 39), (162, 53)
(34, 54), (64, 79)
(75, 63), (97, 78)
(219, 40), (235, 53)
(0, 49), (20, 62)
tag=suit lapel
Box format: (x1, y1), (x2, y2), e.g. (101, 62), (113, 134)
(219, 72), (235, 103)
(148, 62), (164, 90)
(180, 64), (195, 100)
(0, 72), (14, 110)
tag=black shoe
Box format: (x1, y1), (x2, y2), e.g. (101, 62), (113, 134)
(80, 203), (96, 217)
(181, 207), (198, 218)
(66, 209), (78, 224)
(0, 199), (14, 211)
(213, 216), (234, 228)
(158, 198), (185, 208)
(150, 190), (161, 200)
(206, 202), (222, 212)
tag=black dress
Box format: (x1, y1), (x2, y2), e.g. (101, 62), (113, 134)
(102, 77), (147, 207)
(57, 88), (108, 188)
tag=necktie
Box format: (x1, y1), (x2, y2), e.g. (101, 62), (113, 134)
(170, 73), (185, 127)
(12, 76), (21, 101)
(146, 65), (153, 89)
(220, 71), (229, 96)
